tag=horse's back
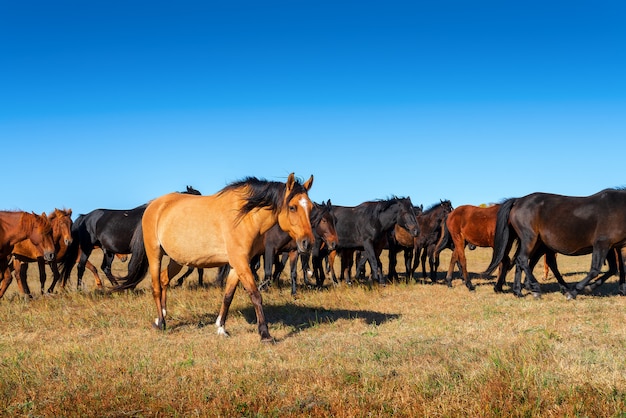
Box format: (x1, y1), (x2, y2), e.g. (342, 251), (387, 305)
(512, 190), (626, 254)
(142, 192), (231, 267)
(449, 204), (499, 248)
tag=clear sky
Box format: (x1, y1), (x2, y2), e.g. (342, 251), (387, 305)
(2, 1), (625, 217)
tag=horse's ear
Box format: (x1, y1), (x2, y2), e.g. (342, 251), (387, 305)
(67, 209), (73, 216)
(303, 175), (314, 192)
(286, 173), (296, 192)
(327, 199), (331, 206)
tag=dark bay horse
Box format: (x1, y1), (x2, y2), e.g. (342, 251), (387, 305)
(61, 186), (201, 290)
(330, 197), (420, 286)
(413, 200), (453, 282)
(259, 200), (338, 295)
(485, 189), (626, 299)
(387, 205), (423, 282)
(0, 211), (56, 298)
(114, 173), (315, 342)
(11, 208), (73, 296)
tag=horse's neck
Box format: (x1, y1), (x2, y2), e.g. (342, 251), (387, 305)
(378, 205), (400, 230)
(242, 207), (279, 238)
(0, 213), (30, 246)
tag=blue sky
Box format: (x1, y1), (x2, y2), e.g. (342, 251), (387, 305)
(2, 1), (625, 217)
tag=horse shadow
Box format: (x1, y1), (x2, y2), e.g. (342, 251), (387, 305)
(243, 302), (400, 340)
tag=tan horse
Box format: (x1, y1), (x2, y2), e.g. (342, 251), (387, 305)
(115, 173), (314, 342)
(0, 211), (56, 298)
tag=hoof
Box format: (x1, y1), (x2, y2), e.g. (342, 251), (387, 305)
(566, 291), (577, 301)
(216, 326), (230, 337)
(531, 292), (542, 299)
(493, 286), (503, 293)
(152, 318), (166, 331)
(261, 336), (275, 343)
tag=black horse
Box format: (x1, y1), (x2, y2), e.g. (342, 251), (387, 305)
(330, 197), (420, 286)
(485, 189), (626, 299)
(61, 186), (201, 290)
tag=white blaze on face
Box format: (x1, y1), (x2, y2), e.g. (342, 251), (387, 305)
(299, 197), (311, 219)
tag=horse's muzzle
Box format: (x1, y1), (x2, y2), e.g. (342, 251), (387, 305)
(43, 251), (55, 262)
(297, 238), (312, 254)
(409, 225), (420, 237)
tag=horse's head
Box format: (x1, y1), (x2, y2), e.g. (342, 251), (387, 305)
(440, 200), (454, 215)
(312, 200), (338, 251)
(24, 212), (56, 262)
(278, 173), (315, 254)
(396, 197), (420, 237)
(50, 208), (73, 247)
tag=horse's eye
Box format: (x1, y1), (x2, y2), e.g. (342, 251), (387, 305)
(289, 205), (296, 212)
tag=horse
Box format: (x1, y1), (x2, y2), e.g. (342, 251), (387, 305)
(329, 197), (420, 286)
(387, 205), (423, 282)
(10, 208), (73, 296)
(61, 186), (201, 290)
(484, 189), (626, 299)
(114, 173), (315, 342)
(432, 204), (505, 291)
(216, 199), (338, 296)
(0, 211), (56, 298)
(413, 200), (453, 283)
(262, 200), (338, 295)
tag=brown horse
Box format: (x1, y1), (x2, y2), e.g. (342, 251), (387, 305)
(485, 189), (626, 299)
(115, 173), (315, 342)
(0, 211), (56, 298)
(11, 208), (73, 296)
(434, 204), (504, 291)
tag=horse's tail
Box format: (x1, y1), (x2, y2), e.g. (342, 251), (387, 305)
(434, 217), (451, 255)
(483, 198), (516, 275)
(112, 222), (149, 291)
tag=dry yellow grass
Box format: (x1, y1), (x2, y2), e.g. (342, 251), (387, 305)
(0, 248), (625, 417)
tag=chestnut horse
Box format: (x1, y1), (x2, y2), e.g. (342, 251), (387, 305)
(485, 189), (626, 299)
(114, 173), (315, 342)
(11, 208), (73, 296)
(0, 211), (56, 298)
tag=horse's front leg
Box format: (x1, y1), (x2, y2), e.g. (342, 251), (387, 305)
(0, 263), (13, 299)
(219, 261), (272, 342)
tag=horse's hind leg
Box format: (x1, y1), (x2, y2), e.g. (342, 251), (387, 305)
(567, 245), (610, 300)
(586, 248), (620, 294)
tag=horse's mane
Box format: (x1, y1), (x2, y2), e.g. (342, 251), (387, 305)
(357, 196), (406, 218)
(48, 208), (72, 221)
(219, 176), (308, 220)
(21, 212), (52, 235)
(423, 199), (450, 214)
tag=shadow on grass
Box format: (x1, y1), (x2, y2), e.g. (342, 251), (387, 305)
(170, 302), (400, 340)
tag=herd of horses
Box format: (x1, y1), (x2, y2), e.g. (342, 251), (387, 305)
(2, 175), (626, 341)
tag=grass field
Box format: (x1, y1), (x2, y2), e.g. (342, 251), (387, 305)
(0, 247), (625, 417)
